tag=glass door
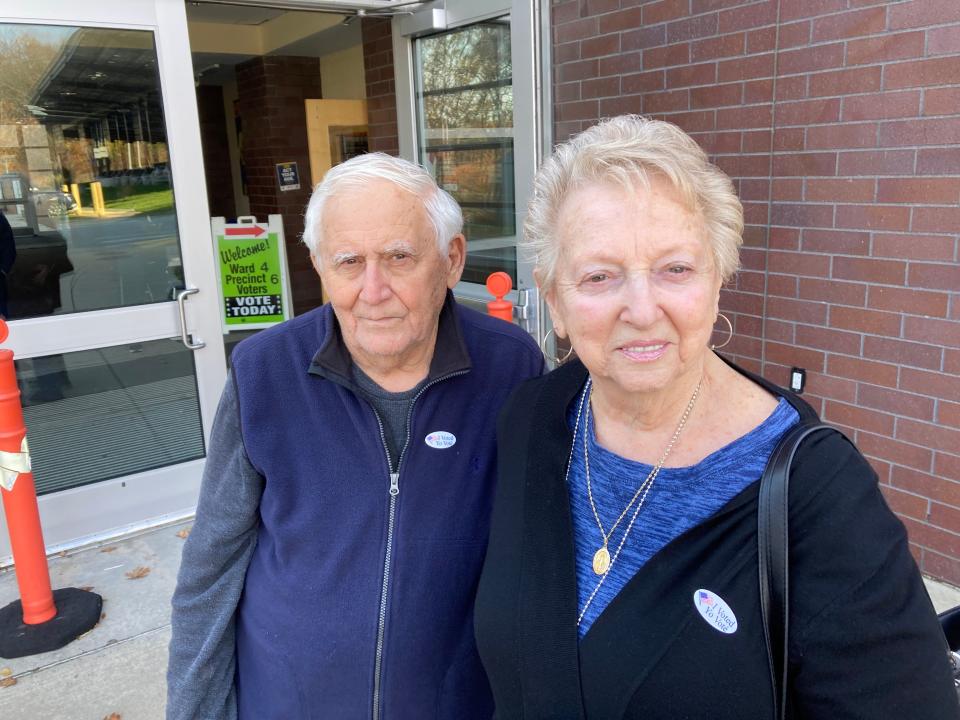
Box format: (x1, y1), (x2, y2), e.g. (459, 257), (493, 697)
(414, 19), (516, 286)
(0, 0), (226, 559)
(395, 0), (546, 341)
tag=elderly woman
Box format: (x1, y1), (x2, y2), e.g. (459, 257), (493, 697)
(474, 116), (957, 719)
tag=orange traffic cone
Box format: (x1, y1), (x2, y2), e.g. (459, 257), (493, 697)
(0, 318), (101, 658)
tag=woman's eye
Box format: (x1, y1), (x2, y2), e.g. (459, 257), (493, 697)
(586, 273), (608, 283)
(665, 265), (692, 276)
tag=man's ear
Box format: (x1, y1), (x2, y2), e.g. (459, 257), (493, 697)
(445, 233), (467, 289)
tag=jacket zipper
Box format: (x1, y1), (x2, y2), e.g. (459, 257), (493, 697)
(370, 369), (469, 720)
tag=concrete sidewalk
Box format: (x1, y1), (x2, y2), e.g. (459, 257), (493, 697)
(0, 520), (190, 720)
(1, 519), (959, 719)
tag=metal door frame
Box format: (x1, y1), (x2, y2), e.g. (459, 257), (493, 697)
(392, 0), (551, 344)
(0, 0), (227, 558)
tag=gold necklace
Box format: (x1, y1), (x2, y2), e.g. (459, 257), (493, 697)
(584, 376), (703, 577)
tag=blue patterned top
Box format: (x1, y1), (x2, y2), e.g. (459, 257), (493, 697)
(566, 381), (799, 637)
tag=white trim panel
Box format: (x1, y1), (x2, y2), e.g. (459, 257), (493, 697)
(0, 458), (204, 561)
(7, 305), (183, 359)
(0, 0), (156, 26)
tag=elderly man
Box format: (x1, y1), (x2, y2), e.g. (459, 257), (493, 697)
(167, 153), (543, 719)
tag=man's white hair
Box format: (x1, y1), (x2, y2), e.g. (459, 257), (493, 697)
(524, 115), (744, 290)
(302, 152), (463, 262)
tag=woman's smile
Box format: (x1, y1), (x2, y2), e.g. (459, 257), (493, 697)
(617, 341), (669, 362)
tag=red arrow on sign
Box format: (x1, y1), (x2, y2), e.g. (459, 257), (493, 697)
(225, 225), (266, 237)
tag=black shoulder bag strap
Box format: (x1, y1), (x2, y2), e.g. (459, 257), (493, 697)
(758, 421), (838, 720)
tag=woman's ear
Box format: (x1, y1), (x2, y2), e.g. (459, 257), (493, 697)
(711, 269), (723, 319)
(535, 270), (566, 339)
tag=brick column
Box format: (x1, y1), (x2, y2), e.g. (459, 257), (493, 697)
(362, 17), (399, 155)
(237, 55), (323, 315)
(196, 85), (236, 219)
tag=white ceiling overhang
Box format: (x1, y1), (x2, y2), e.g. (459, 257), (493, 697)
(187, 0), (427, 13)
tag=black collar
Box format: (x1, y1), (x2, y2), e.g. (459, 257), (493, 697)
(307, 290), (472, 386)
(543, 352), (817, 429)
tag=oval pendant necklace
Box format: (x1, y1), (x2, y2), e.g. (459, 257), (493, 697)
(583, 377), (703, 577)
(592, 545), (611, 575)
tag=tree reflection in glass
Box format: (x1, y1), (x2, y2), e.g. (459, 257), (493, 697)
(416, 20), (517, 284)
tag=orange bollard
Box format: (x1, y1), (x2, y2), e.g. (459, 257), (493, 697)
(0, 318), (101, 658)
(485, 272), (513, 322)
(0, 338), (56, 625)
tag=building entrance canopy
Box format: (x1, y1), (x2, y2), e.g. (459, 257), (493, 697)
(188, 0), (427, 13)
(29, 29), (163, 131)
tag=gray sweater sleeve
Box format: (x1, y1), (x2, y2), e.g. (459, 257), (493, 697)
(166, 372), (263, 720)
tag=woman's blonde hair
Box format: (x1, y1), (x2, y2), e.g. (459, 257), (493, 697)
(524, 115), (743, 289)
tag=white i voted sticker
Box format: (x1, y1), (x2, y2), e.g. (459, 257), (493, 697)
(693, 589), (738, 634)
(425, 431), (457, 449)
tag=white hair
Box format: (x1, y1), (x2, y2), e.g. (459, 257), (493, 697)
(302, 152), (463, 262)
(524, 115), (743, 290)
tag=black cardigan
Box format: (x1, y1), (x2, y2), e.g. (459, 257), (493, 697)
(474, 358), (958, 719)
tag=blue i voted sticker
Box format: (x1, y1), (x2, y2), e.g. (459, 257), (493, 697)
(693, 589), (738, 634)
(425, 431), (456, 449)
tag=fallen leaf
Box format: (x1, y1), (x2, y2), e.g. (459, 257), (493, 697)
(0, 667), (10, 677)
(100, 546), (118, 554)
(125, 566), (150, 580)
(79, 586), (94, 592)
(101, 613), (107, 620)
(0, 677), (15, 688)
(103, 714), (121, 720)
(175, 527), (191, 539)
(57, 550), (67, 558)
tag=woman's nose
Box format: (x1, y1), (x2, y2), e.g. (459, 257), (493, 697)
(618, 273), (662, 327)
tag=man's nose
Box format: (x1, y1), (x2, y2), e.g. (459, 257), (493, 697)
(358, 261), (392, 304)
(618, 273), (662, 327)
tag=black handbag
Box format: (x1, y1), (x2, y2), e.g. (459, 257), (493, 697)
(758, 422), (960, 719)
(939, 605), (960, 697)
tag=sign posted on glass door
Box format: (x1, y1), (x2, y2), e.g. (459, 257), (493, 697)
(211, 215), (292, 331)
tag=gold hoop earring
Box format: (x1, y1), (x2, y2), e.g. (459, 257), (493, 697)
(540, 327), (575, 365)
(711, 312), (733, 351)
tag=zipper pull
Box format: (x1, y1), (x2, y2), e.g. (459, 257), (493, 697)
(389, 472), (399, 496)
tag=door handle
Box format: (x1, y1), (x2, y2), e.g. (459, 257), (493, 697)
(513, 288), (532, 333)
(176, 288), (206, 350)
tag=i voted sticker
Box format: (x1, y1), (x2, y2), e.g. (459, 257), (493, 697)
(425, 431), (456, 449)
(693, 589), (738, 634)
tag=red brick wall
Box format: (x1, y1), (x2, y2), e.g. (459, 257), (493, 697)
(552, 0), (960, 584)
(237, 55), (323, 315)
(362, 18), (400, 155)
